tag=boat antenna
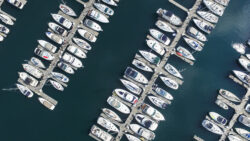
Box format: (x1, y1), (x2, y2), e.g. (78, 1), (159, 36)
(2, 86), (18, 91)
(179, 68), (186, 73)
(61, 0), (66, 5)
(24, 59), (29, 62)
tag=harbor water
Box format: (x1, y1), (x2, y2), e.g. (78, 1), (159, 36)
(0, 0), (249, 140)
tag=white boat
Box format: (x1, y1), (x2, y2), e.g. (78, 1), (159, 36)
(187, 27), (207, 42)
(149, 29), (171, 45)
(197, 11), (219, 24)
(38, 97), (55, 110)
(152, 85), (174, 100)
(90, 125), (113, 141)
(193, 18), (213, 34)
(209, 112), (227, 125)
(129, 124), (155, 140)
(84, 19), (103, 32)
(146, 39), (165, 56)
(0, 35), (4, 42)
(107, 96), (130, 114)
(238, 115), (250, 128)
(156, 8), (182, 26)
(67, 45), (87, 59)
(57, 61), (74, 74)
(45, 32), (64, 45)
(235, 128), (250, 140)
(215, 99), (229, 110)
(183, 37), (203, 52)
(0, 24), (10, 34)
(51, 14), (73, 29)
(248, 39), (250, 46)
(139, 50), (161, 66)
(97, 117), (119, 132)
(120, 79), (142, 95)
(73, 37), (92, 50)
(48, 22), (68, 37)
(233, 70), (250, 85)
(125, 134), (141, 141)
(113, 89), (138, 105)
(245, 104), (250, 113)
(94, 3), (114, 16)
(102, 108), (122, 122)
(22, 64), (43, 79)
(0, 14), (14, 25)
(246, 54), (250, 60)
(132, 59), (153, 72)
(16, 84), (33, 98)
(203, 0), (225, 16)
(155, 20), (174, 33)
(148, 95), (168, 109)
(38, 40), (57, 53)
(49, 80), (64, 91)
(88, 9), (109, 23)
(232, 43), (246, 54)
(7, 0), (24, 9)
(176, 46), (196, 61)
(124, 67), (149, 84)
(135, 114), (158, 131)
(202, 120), (223, 135)
(164, 63), (183, 79)
(141, 103), (165, 121)
(102, 0), (117, 6)
(239, 58), (250, 72)
(18, 72), (39, 87)
(30, 57), (46, 69)
(62, 52), (83, 68)
(59, 4), (77, 17)
(215, 0), (230, 6)
(51, 72), (69, 83)
(228, 135), (242, 141)
(219, 89), (241, 103)
(160, 76), (179, 90)
(77, 29), (97, 42)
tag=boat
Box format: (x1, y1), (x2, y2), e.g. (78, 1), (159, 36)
(132, 59), (153, 72)
(84, 19), (103, 32)
(155, 20), (174, 33)
(246, 54), (250, 60)
(152, 85), (174, 100)
(238, 58), (250, 72)
(51, 13), (73, 29)
(7, 0), (24, 9)
(209, 112), (227, 125)
(160, 76), (179, 90)
(125, 134), (141, 141)
(156, 8), (182, 26)
(72, 37), (92, 51)
(48, 22), (68, 37)
(183, 37), (203, 52)
(113, 89), (138, 105)
(187, 27), (207, 42)
(16, 84), (33, 98)
(77, 28), (97, 42)
(18, 72), (39, 87)
(38, 40), (57, 53)
(30, 57), (46, 69)
(203, 0), (225, 16)
(139, 50), (161, 66)
(62, 52), (83, 68)
(107, 96), (130, 114)
(146, 39), (165, 56)
(149, 29), (171, 45)
(88, 9), (109, 23)
(90, 125), (113, 141)
(176, 46), (196, 61)
(129, 124), (155, 140)
(57, 61), (74, 74)
(228, 135), (242, 141)
(141, 103), (165, 121)
(238, 115), (250, 128)
(38, 97), (55, 110)
(235, 128), (250, 140)
(51, 72), (69, 83)
(120, 79), (142, 95)
(233, 70), (250, 85)
(202, 120), (223, 135)
(0, 24), (10, 34)
(45, 32), (64, 45)
(124, 67), (149, 84)
(135, 114), (158, 131)
(193, 18), (213, 34)
(148, 95), (168, 109)
(97, 116), (119, 132)
(197, 11), (219, 24)
(215, 99), (229, 110)
(67, 45), (87, 59)
(215, 0), (230, 6)
(232, 43), (246, 54)
(94, 3), (114, 16)
(49, 80), (64, 91)
(59, 4), (77, 17)
(102, 108), (122, 122)
(102, 0), (117, 6)
(246, 104), (250, 113)
(219, 89), (241, 103)
(0, 14), (14, 25)
(164, 63), (183, 79)
(248, 39), (250, 46)
(22, 64), (43, 79)
(0, 35), (4, 42)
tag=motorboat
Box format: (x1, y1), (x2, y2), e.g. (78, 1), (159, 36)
(228, 135), (243, 141)
(203, 0), (225, 16)
(38, 97), (55, 110)
(0, 14), (14, 25)
(57, 61), (74, 74)
(125, 134), (141, 141)
(146, 39), (165, 56)
(202, 120), (223, 135)
(97, 116), (119, 132)
(18, 72), (39, 87)
(87, 9), (109, 23)
(48, 22), (68, 37)
(78, 28), (97, 42)
(183, 36), (203, 51)
(215, 0), (230, 6)
(152, 85), (173, 100)
(187, 27), (207, 42)
(156, 8), (182, 26)
(155, 20), (175, 33)
(51, 72), (69, 83)
(176, 46), (196, 61)
(232, 43), (246, 54)
(219, 89), (241, 103)
(246, 54), (250, 60)
(38, 40), (57, 53)
(67, 45), (87, 59)
(22, 64), (43, 79)
(124, 67), (149, 84)
(90, 125), (113, 141)
(113, 89), (138, 105)
(62, 52), (83, 68)
(72, 37), (92, 50)
(94, 3), (114, 16)
(141, 103), (165, 121)
(209, 112), (227, 125)
(132, 59), (153, 72)
(193, 18), (213, 34)
(248, 39), (250, 46)
(149, 29), (171, 45)
(30, 57), (46, 69)
(139, 50), (161, 66)
(102, 0), (117, 6)
(148, 95), (168, 109)
(246, 104), (250, 113)
(238, 115), (250, 127)
(59, 4), (77, 17)
(49, 80), (64, 91)
(102, 108), (122, 122)
(16, 84), (33, 98)
(120, 79), (142, 95)
(238, 58), (250, 72)
(45, 32), (64, 45)
(129, 124), (155, 140)
(164, 63), (183, 79)
(84, 19), (103, 32)
(233, 70), (250, 85)
(160, 76), (179, 90)
(235, 128), (250, 140)
(7, 0), (24, 9)
(215, 99), (229, 110)
(51, 13), (73, 29)
(135, 114), (158, 131)
(0, 24), (10, 34)
(197, 10), (219, 24)
(107, 96), (130, 114)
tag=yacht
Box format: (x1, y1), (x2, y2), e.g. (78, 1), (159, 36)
(45, 32), (64, 45)
(125, 134), (141, 141)
(146, 39), (165, 56)
(59, 4), (77, 17)
(107, 96), (130, 114)
(51, 72), (69, 83)
(49, 80), (64, 91)
(38, 40), (57, 53)
(238, 115), (250, 127)
(48, 22), (68, 37)
(203, 0), (225, 16)
(215, 99), (229, 110)
(88, 9), (109, 23)
(113, 89), (138, 105)
(18, 72), (39, 87)
(132, 59), (153, 72)
(0, 14), (14, 25)
(141, 103), (165, 121)
(245, 104), (250, 113)
(156, 8), (182, 26)
(209, 112), (227, 125)
(160, 76), (179, 90)
(129, 124), (155, 140)
(193, 18), (213, 34)
(238, 58), (250, 72)
(233, 70), (250, 85)
(176, 46), (196, 61)
(62, 52), (83, 68)
(90, 125), (113, 141)
(197, 11), (219, 24)
(72, 37), (92, 50)
(235, 128), (250, 140)
(30, 57), (46, 69)
(67, 45), (87, 59)
(219, 89), (241, 103)
(183, 37), (203, 52)
(102, 0), (117, 6)
(77, 29), (97, 42)
(120, 79), (142, 95)
(51, 13), (73, 29)
(102, 108), (122, 122)
(215, 0), (230, 6)
(232, 43), (246, 54)
(57, 61), (74, 74)
(16, 84), (33, 98)
(152, 85), (174, 100)
(7, 0), (24, 9)
(38, 97), (55, 110)
(139, 50), (161, 66)
(187, 27), (207, 42)
(149, 29), (171, 45)
(228, 135), (242, 141)
(97, 117), (119, 133)
(202, 120), (223, 135)
(164, 63), (183, 79)
(22, 64), (43, 79)
(94, 3), (114, 16)
(135, 114), (158, 131)
(148, 95), (168, 109)
(0, 24), (10, 34)
(155, 20), (175, 33)
(84, 19), (103, 32)
(124, 67), (149, 84)
(0, 35), (3, 42)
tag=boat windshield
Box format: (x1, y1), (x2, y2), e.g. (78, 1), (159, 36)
(125, 68), (138, 78)
(160, 34), (167, 42)
(59, 17), (65, 23)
